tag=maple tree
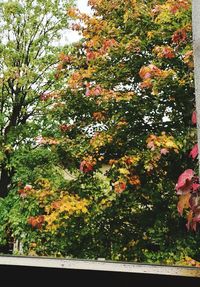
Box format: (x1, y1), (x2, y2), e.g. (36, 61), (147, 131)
(20, 0), (198, 263)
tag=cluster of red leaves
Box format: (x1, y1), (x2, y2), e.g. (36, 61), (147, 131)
(175, 169), (200, 231)
(18, 184), (33, 198)
(172, 28), (187, 45)
(153, 45), (175, 59)
(139, 64), (162, 80)
(86, 38), (118, 63)
(151, 0), (190, 16)
(175, 110), (200, 230)
(189, 144), (198, 160)
(192, 110), (197, 125)
(59, 124), (73, 133)
(169, 0), (190, 14)
(86, 85), (102, 97)
(27, 215), (45, 229)
(113, 180), (127, 194)
(80, 160), (94, 173)
(138, 64), (169, 89)
(175, 169), (197, 195)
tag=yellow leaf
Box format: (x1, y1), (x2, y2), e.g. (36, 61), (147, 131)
(118, 168), (130, 175)
(177, 193), (191, 216)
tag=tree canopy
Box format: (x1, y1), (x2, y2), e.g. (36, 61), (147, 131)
(0, 0), (73, 197)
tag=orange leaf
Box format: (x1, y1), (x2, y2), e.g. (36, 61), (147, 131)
(177, 193), (191, 216)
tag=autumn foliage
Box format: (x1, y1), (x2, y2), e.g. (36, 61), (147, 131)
(31, 0), (198, 263)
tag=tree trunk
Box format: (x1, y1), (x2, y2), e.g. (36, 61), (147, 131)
(0, 164), (13, 198)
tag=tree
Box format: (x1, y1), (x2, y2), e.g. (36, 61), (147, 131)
(37, 0), (199, 263)
(0, 0), (73, 198)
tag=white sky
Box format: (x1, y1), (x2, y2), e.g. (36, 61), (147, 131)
(76, 0), (91, 14)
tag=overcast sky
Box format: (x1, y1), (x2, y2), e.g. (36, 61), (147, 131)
(76, 0), (91, 14)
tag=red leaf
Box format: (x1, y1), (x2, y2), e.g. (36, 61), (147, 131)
(189, 144), (198, 159)
(18, 189), (27, 198)
(192, 111), (197, 125)
(172, 28), (187, 44)
(175, 169), (194, 194)
(27, 215), (44, 229)
(192, 183), (200, 192)
(113, 181), (126, 193)
(80, 160), (93, 173)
